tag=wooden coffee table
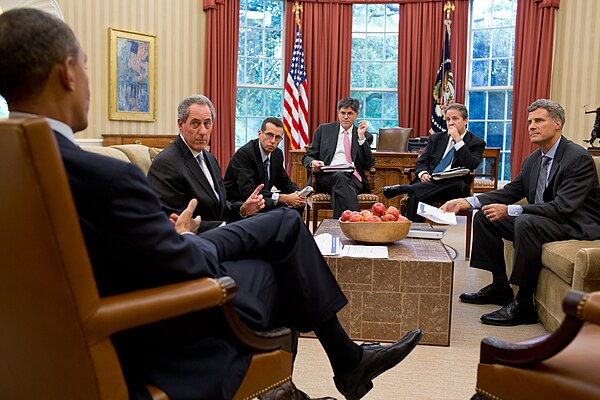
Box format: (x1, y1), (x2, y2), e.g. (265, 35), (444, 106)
(314, 219), (454, 346)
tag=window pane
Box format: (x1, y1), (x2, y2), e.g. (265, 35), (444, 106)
(364, 92), (383, 118)
(382, 92), (398, 119)
(366, 35), (385, 60)
(491, 1), (513, 27)
(492, 28), (511, 57)
(352, 4), (367, 32)
(265, 30), (282, 58)
(366, 4), (385, 33)
(469, 91), (486, 119)
(238, 28), (247, 57)
(352, 34), (366, 60)
(247, 0), (264, 27)
(264, 59), (281, 85)
(469, 121), (485, 137)
(237, 59), (246, 84)
(351, 62), (366, 87)
(265, 89), (283, 117)
(235, 117), (248, 148)
(385, 34), (398, 60)
(488, 91), (505, 119)
(246, 29), (264, 57)
(265, 1), (282, 28)
(491, 59), (509, 86)
(471, 60), (490, 86)
(472, 30), (490, 59)
(236, 88), (247, 115)
(507, 92), (513, 118)
(486, 122), (505, 147)
(505, 122), (512, 150)
(247, 89), (265, 116)
(383, 62), (397, 88)
(365, 62), (383, 88)
(246, 58), (263, 84)
(501, 153), (511, 181)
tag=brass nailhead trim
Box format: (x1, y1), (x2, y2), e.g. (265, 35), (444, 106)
(241, 376), (292, 400)
(576, 294), (589, 319)
(475, 387), (503, 400)
(218, 281), (228, 306)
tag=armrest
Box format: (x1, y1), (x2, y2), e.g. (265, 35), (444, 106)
(573, 248), (600, 291)
(479, 290), (593, 366)
(84, 277), (235, 343)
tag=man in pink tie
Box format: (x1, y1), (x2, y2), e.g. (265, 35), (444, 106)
(302, 97), (375, 218)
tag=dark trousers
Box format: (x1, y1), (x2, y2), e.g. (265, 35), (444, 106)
(315, 171), (366, 218)
(405, 179), (469, 222)
(469, 211), (567, 291)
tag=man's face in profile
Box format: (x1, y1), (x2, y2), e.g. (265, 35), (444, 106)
(179, 103), (213, 152)
(337, 107), (358, 131)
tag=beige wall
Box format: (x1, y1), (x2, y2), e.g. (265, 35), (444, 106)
(551, 0), (600, 146)
(57, 0), (206, 140)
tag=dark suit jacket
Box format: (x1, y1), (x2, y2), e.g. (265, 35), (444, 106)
(147, 135), (243, 232)
(477, 136), (600, 240)
(414, 130), (486, 186)
(301, 122), (375, 191)
(224, 139), (299, 211)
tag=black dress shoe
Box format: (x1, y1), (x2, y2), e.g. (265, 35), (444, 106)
(480, 299), (538, 326)
(382, 184), (406, 199)
(259, 380), (337, 400)
(333, 328), (423, 400)
(459, 283), (514, 306)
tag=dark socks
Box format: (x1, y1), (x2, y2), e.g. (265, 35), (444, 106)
(403, 185), (415, 194)
(516, 288), (535, 307)
(491, 272), (510, 289)
(314, 316), (363, 376)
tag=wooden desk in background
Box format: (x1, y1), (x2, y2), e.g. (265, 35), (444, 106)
(289, 149), (418, 209)
(102, 133), (177, 148)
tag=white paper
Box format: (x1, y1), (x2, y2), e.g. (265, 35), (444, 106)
(314, 233), (341, 256)
(416, 202), (457, 225)
(340, 245), (389, 259)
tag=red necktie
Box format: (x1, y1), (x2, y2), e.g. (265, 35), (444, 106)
(343, 130), (362, 182)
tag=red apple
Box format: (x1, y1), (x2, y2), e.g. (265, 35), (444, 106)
(350, 214), (362, 222)
(371, 202), (386, 216)
(368, 216), (382, 222)
(386, 206), (400, 219)
(397, 215), (410, 222)
(360, 210), (373, 220)
(341, 210), (353, 222)
(381, 214), (396, 222)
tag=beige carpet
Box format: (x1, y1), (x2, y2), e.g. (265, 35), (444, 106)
(293, 217), (547, 399)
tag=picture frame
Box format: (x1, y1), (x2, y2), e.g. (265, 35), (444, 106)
(109, 28), (156, 121)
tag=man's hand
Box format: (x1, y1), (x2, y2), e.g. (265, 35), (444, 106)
(357, 120), (368, 140)
(448, 126), (462, 143)
(440, 198), (471, 213)
(170, 198), (201, 234)
(310, 160), (325, 172)
(481, 204), (509, 222)
(280, 192), (306, 208)
(420, 172), (432, 183)
(240, 184), (265, 217)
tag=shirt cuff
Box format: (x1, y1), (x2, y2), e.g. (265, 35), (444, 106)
(271, 192), (280, 203)
(418, 171), (428, 179)
(358, 138), (366, 145)
(454, 140), (465, 151)
(466, 196), (481, 209)
(508, 204), (523, 216)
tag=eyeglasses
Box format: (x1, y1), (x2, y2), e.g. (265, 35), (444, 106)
(263, 132), (283, 142)
(338, 111), (356, 117)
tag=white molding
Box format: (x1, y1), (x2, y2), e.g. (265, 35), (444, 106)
(76, 138), (103, 147)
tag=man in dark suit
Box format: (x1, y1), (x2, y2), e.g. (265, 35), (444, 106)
(302, 97), (375, 218)
(148, 95), (264, 232)
(224, 117), (306, 212)
(0, 9), (423, 400)
(443, 99), (600, 326)
(382, 103), (485, 222)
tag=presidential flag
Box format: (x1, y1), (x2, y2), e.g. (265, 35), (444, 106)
(283, 21), (309, 150)
(431, 20), (455, 133)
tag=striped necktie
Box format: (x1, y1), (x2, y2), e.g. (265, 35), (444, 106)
(534, 155), (551, 204)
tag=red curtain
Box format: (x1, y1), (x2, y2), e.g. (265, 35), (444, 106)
(203, 0), (240, 171)
(510, 0), (559, 178)
(397, 0), (468, 137)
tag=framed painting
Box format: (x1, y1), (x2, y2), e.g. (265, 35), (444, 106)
(109, 28), (156, 121)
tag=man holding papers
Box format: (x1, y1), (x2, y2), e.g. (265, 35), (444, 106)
(383, 103), (485, 222)
(302, 97), (375, 218)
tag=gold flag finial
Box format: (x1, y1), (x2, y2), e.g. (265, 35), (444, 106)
(444, 1), (455, 21)
(292, 2), (303, 27)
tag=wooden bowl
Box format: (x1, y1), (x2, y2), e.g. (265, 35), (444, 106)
(338, 219), (412, 244)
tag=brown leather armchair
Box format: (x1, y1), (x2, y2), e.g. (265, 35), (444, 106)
(472, 290), (600, 400)
(0, 118), (293, 400)
(377, 127), (413, 152)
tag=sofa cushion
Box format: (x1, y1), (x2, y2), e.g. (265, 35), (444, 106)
(81, 145), (131, 163)
(542, 240), (600, 285)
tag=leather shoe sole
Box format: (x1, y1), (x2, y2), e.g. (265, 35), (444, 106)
(333, 328), (423, 400)
(480, 300), (538, 326)
(459, 283), (513, 306)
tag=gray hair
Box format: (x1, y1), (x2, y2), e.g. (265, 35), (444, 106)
(178, 95), (216, 123)
(0, 8), (80, 104)
(528, 99), (565, 130)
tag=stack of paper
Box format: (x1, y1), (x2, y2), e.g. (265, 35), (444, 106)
(431, 167), (470, 181)
(416, 202), (457, 225)
(321, 162), (355, 173)
(314, 233), (388, 258)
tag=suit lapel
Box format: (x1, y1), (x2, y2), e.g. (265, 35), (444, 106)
(253, 140), (268, 186)
(176, 137), (219, 205)
(547, 136), (567, 187)
(528, 150), (543, 202)
(324, 123), (340, 165)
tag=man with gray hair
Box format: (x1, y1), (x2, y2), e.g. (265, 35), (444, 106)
(443, 98), (600, 326)
(148, 94), (264, 232)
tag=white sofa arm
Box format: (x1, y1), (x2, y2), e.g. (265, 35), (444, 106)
(573, 248), (600, 292)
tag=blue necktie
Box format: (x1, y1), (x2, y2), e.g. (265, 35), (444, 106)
(535, 156), (551, 204)
(433, 140), (455, 173)
(263, 158), (270, 189)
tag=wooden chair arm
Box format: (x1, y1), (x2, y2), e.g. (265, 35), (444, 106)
(479, 291), (595, 366)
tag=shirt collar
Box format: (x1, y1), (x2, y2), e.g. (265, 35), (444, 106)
(339, 125), (353, 135)
(259, 144), (270, 163)
(9, 112), (77, 146)
(543, 136), (561, 159)
(179, 133), (203, 159)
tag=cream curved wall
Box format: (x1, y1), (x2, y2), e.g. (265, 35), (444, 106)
(551, 0), (600, 147)
(57, 0), (206, 140)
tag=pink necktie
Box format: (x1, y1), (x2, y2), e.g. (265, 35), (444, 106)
(343, 130), (362, 182)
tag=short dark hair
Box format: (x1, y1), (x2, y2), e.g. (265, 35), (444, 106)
(337, 97), (360, 113)
(444, 103), (468, 119)
(261, 117), (284, 131)
(0, 8), (80, 104)
(178, 95), (216, 122)
(528, 98), (565, 130)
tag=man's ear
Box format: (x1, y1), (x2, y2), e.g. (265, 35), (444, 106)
(56, 56), (76, 91)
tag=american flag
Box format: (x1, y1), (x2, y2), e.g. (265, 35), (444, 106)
(431, 20), (455, 133)
(283, 22), (309, 150)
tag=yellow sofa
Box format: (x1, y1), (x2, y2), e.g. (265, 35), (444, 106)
(504, 157), (600, 332)
(81, 144), (160, 174)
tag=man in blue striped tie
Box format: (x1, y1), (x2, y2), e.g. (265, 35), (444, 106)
(383, 103), (486, 222)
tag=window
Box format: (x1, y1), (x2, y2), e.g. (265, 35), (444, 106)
(466, 0), (517, 181)
(350, 4), (399, 147)
(236, 0), (285, 150)
(0, 96), (7, 119)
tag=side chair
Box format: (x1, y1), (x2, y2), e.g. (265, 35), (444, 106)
(0, 118), (293, 400)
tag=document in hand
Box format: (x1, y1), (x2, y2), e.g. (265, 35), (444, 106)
(431, 167), (470, 181)
(321, 162), (355, 173)
(416, 202), (457, 225)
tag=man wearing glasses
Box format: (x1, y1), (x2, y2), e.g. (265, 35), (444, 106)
(224, 117), (307, 212)
(302, 97), (375, 218)
(148, 95), (265, 232)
